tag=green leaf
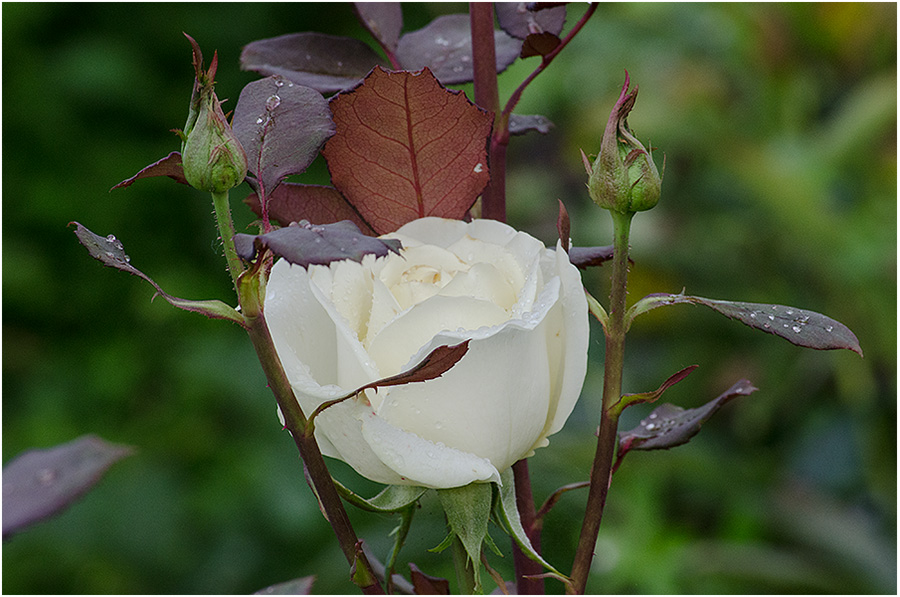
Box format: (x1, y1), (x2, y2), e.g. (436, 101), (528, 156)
(438, 482), (493, 592)
(493, 468), (569, 584)
(70, 222), (246, 328)
(333, 479), (426, 514)
(627, 293), (862, 356)
(609, 365), (699, 417)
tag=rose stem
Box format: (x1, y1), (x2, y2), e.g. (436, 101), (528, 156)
(470, 4), (544, 593)
(568, 210), (633, 594)
(470, 1), (504, 223)
(211, 189), (384, 594)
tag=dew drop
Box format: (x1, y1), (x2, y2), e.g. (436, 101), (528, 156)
(786, 310), (794, 315)
(124, 254), (131, 263)
(452, 65), (464, 73)
(274, 78), (284, 88)
(256, 117), (264, 124)
(648, 412), (658, 419)
(825, 325), (834, 332)
(266, 95), (281, 111)
(106, 234), (117, 242)
(645, 422), (656, 431)
(749, 312), (757, 318)
(768, 315), (775, 321)
(763, 323), (771, 329)
(435, 36), (450, 46)
(792, 325), (802, 333)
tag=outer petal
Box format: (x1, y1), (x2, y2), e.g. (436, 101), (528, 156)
(356, 407), (501, 488)
(537, 241), (590, 439)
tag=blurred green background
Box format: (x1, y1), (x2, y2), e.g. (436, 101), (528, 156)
(3, 3), (895, 594)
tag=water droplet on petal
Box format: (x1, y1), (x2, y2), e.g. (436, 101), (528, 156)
(825, 325), (834, 332)
(266, 95), (281, 111)
(256, 117), (264, 124)
(106, 234), (117, 242)
(792, 325), (802, 333)
(768, 315), (775, 321)
(274, 78), (284, 88)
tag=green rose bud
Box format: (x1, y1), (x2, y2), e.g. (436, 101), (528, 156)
(179, 34), (248, 194)
(587, 72), (662, 214)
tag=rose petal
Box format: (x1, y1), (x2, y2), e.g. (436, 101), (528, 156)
(539, 240), (590, 438)
(356, 408), (501, 488)
(368, 294), (510, 377)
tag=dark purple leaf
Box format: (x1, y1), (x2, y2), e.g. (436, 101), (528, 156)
(110, 151), (187, 190)
(355, 3), (403, 52)
(395, 14), (522, 85)
(557, 200), (570, 254)
(241, 32), (387, 94)
(234, 220), (401, 267)
(617, 379), (758, 455)
(254, 576), (315, 595)
(3, 435), (133, 538)
(71, 222), (246, 326)
(244, 183), (374, 233)
(409, 563), (450, 595)
(496, 2), (567, 39)
(509, 113), (554, 135)
(520, 32), (561, 58)
(637, 294), (863, 356)
(232, 76), (335, 199)
(567, 245), (616, 268)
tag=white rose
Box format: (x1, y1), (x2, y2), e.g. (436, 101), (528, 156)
(265, 217), (589, 489)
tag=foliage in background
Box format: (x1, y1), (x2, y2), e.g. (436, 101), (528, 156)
(3, 3), (895, 593)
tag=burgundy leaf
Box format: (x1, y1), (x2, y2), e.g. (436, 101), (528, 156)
(232, 76), (335, 200)
(309, 342), (470, 424)
(617, 379), (758, 457)
(495, 2), (567, 39)
(254, 576), (315, 595)
(3, 435), (133, 538)
(508, 113), (554, 136)
(234, 220), (401, 267)
(637, 294), (863, 356)
(355, 3), (403, 52)
(358, 341), (469, 394)
(323, 67), (492, 234)
(244, 183), (373, 233)
(241, 32), (387, 94)
(395, 14), (522, 85)
(567, 245), (616, 269)
(110, 151), (187, 190)
(409, 563), (450, 595)
(557, 199), (570, 254)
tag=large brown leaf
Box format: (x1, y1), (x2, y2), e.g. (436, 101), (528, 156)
(323, 67), (492, 234)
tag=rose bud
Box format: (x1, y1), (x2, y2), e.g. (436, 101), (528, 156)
(179, 39), (248, 194)
(588, 72), (661, 214)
